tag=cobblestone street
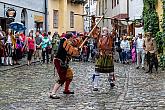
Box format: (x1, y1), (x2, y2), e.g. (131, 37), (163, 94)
(0, 62), (165, 110)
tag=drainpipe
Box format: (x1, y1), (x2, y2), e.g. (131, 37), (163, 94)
(45, 0), (48, 32)
(127, 0), (129, 35)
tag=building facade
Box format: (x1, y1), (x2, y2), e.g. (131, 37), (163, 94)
(96, 0), (128, 36)
(129, 0), (144, 36)
(96, 0), (144, 37)
(0, 0), (46, 35)
(84, 0), (97, 32)
(48, 0), (85, 35)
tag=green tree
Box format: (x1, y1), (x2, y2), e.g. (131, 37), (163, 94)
(143, 0), (160, 37)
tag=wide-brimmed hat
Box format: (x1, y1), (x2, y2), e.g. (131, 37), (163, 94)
(145, 32), (152, 37)
(138, 32), (142, 35)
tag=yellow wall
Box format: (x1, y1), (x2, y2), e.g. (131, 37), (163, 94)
(156, 0), (163, 31)
(48, 0), (84, 35)
(67, 2), (84, 33)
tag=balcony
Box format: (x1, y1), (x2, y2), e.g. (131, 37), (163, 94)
(70, 0), (87, 5)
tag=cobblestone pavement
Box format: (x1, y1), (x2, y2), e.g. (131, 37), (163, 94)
(0, 61), (165, 110)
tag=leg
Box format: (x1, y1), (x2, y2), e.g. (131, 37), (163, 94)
(46, 48), (49, 63)
(108, 72), (115, 88)
(6, 57), (9, 65)
(50, 59), (67, 99)
(42, 49), (45, 63)
(141, 50), (145, 69)
(136, 50), (140, 68)
(93, 72), (100, 91)
(154, 55), (158, 72)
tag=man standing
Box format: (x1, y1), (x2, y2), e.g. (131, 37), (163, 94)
(120, 36), (130, 64)
(34, 31), (42, 63)
(143, 32), (158, 73)
(136, 33), (145, 69)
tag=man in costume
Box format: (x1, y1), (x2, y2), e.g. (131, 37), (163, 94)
(93, 27), (115, 91)
(143, 32), (158, 73)
(49, 33), (80, 99)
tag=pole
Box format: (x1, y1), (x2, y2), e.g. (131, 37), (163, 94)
(79, 15), (104, 48)
(127, 0), (129, 35)
(45, 0), (48, 32)
(89, 0), (90, 32)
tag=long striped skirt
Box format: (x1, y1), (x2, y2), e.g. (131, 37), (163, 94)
(95, 54), (114, 73)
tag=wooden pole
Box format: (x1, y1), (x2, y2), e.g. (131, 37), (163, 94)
(79, 15), (104, 48)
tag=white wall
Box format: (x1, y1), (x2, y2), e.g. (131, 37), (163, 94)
(129, 0), (143, 20)
(129, 0), (144, 36)
(84, 0), (97, 32)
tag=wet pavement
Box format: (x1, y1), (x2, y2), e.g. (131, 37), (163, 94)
(0, 61), (165, 110)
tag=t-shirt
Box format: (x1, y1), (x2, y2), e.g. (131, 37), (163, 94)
(35, 36), (42, 46)
(136, 38), (144, 49)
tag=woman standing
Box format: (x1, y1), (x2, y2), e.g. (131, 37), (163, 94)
(13, 32), (22, 65)
(24, 32), (36, 65)
(5, 29), (15, 66)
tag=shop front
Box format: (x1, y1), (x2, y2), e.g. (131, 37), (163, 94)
(34, 15), (44, 32)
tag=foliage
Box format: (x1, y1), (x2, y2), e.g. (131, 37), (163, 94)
(143, 0), (160, 37)
(155, 32), (165, 53)
(159, 0), (165, 69)
(159, 55), (165, 70)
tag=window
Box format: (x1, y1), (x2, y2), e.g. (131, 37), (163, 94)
(105, 0), (107, 9)
(53, 10), (58, 28)
(114, 0), (116, 7)
(117, 0), (119, 4)
(70, 11), (74, 28)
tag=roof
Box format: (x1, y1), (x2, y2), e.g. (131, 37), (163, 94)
(112, 14), (128, 20)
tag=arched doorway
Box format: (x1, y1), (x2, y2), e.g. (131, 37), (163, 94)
(21, 8), (28, 35)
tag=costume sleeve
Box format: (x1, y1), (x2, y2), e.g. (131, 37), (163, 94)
(63, 40), (79, 57)
(150, 38), (157, 53)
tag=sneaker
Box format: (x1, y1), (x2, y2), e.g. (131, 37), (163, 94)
(49, 94), (60, 99)
(110, 82), (115, 88)
(142, 67), (145, 70)
(136, 66), (139, 69)
(93, 88), (98, 91)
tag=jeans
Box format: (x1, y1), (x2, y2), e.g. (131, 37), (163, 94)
(121, 51), (128, 62)
(42, 48), (49, 63)
(136, 49), (145, 67)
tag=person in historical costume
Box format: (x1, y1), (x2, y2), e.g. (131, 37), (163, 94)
(143, 32), (158, 73)
(49, 33), (80, 99)
(0, 26), (6, 66)
(5, 29), (15, 66)
(92, 27), (116, 91)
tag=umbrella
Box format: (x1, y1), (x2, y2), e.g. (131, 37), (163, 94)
(9, 22), (26, 32)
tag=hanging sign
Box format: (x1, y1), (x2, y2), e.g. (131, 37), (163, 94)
(6, 8), (16, 18)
